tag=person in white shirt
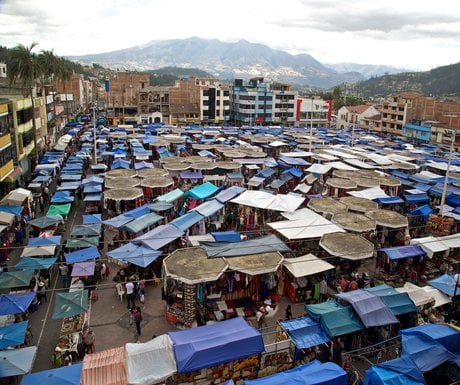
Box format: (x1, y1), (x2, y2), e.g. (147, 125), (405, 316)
(126, 281), (135, 309)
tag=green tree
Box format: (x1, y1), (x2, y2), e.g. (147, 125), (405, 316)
(7, 42), (43, 158)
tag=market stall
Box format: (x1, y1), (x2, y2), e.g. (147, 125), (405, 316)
(103, 187), (145, 215)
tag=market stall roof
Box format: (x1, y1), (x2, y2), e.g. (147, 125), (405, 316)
(125, 336), (175, 385)
(283, 253), (335, 278)
(374, 196), (405, 205)
(70, 224), (102, 237)
(82, 214), (102, 225)
(184, 182), (219, 200)
(410, 233), (460, 258)
(336, 289), (399, 328)
(137, 168), (169, 178)
(168, 317), (264, 373)
(379, 245), (426, 260)
(105, 177), (140, 189)
(223, 251), (283, 275)
(163, 247), (228, 285)
(365, 209), (408, 228)
(428, 274), (460, 297)
(103, 187), (144, 201)
(149, 202), (174, 212)
(0, 205), (23, 217)
(107, 242), (161, 268)
(306, 164), (332, 175)
(122, 212), (164, 234)
(71, 261), (96, 277)
(0, 292), (35, 315)
(21, 362), (83, 385)
(82, 346), (127, 385)
(210, 231), (241, 242)
(319, 232), (374, 260)
(0, 188), (32, 206)
(396, 282), (451, 308)
(47, 203), (72, 217)
(230, 190), (305, 212)
(403, 193), (431, 204)
(325, 177), (358, 189)
(200, 234), (290, 258)
(364, 356), (425, 385)
(244, 360), (346, 385)
(28, 235), (62, 246)
(51, 191), (74, 204)
(365, 284), (418, 316)
(307, 197), (348, 215)
(0, 270), (34, 289)
(170, 211), (205, 231)
(105, 169), (137, 179)
(351, 177), (381, 188)
(65, 246), (100, 264)
(193, 199), (224, 217)
(52, 289), (89, 319)
(280, 317), (330, 349)
(15, 257), (57, 270)
(191, 161), (218, 170)
(20, 245), (56, 257)
(214, 161), (242, 170)
(331, 212), (376, 232)
(347, 186), (390, 200)
(269, 217), (344, 240)
(0, 211), (15, 225)
(0, 346), (37, 378)
(0, 321), (28, 349)
(400, 324), (460, 372)
(135, 224), (184, 250)
(156, 188), (184, 203)
(140, 176), (174, 188)
(65, 236), (100, 250)
(306, 301), (363, 337)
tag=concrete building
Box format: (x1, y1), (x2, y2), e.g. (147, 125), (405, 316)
(272, 83), (296, 125)
(0, 100), (17, 196)
(138, 86), (170, 124)
(336, 104), (380, 129)
(378, 92), (422, 135)
(296, 98), (331, 127)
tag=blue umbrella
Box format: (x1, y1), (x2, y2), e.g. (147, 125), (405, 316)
(0, 321), (28, 348)
(0, 346), (36, 377)
(21, 362), (83, 385)
(0, 292), (36, 315)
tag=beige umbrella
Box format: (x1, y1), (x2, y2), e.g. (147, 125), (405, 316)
(333, 170), (356, 179)
(332, 212), (376, 232)
(339, 196), (379, 213)
(105, 169), (137, 179)
(223, 151), (248, 159)
(352, 177), (380, 188)
(140, 177), (174, 188)
(319, 232), (374, 260)
(326, 178), (358, 189)
(190, 162), (218, 170)
(160, 156), (181, 163)
(192, 144), (216, 150)
(357, 170), (381, 178)
(182, 155), (210, 163)
(163, 247), (228, 285)
(215, 161), (242, 170)
(137, 168), (169, 178)
(391, 162), (418, 171)
(243, 151), (267, 158)
(162, 135), (187, 144)
(379, 176), (402, 187)
(162, 163), (191, 171)
(365, 209), (408, 228)
(307, 197), (348, 215)
(105, 177), (141, 189)
(103, 187), (143, 201)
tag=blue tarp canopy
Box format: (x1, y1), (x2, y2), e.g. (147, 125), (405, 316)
(400, 324), (460, 372)
(379, 245), (426, 260)
(184, 182), (219, 200)
(365, 284), (417, 315)
(305, 301), (363, 337)
(28, 214), (64, 229)
(180, 171), (203, 179)
(83, 184), (103, 194)
(428, 274), (460, 297)
(134, 161), (154, 170)
(168, 317), (264, 373)
(336, 290), (399, 327)
(157, 188), (184, 203)
(15, 257), (57, 270)
(364, 356), (425, 385)
(413, 183), (432, 192)
(82, 214), (102, 225)
(28, 235), (61, 246)
(279, 156), (310, 166)
(65, 236), (99, 250)
(215, 186), (246, 203)
(410, 204), (433, 217)
(403, 193), (430, 204)
(0, 205), (23, 216)
(149, 202), (174, 212)
(65, 246), (100, 264)
(447, 195), (460, 207)
(103, 214), (133, 229)
(0, 321), (28, 349)
(201, 234), (290, 258)
(0, 346), (37, 377)
(52, 290), (89, 319)
(135, 224), (184, 250)
(390, 170), (410, 180)
(107, 242), (161, 268)
(0, 270), (34, 289)
(70, 224), (102, 237)
(111, 159), (130, 169)
(374, 197), (404, 204)
(0, 292), (35, 315)
(193, 199), (224, 217)
(170, 211), (205, 231)
(244, 360), (346, 385)
(257, 168), (276, 178)
(122, 212), (164, 234)
(211, 231), (241, 242)
(21, 362), (83, 385)
(280, 316), (330, 349)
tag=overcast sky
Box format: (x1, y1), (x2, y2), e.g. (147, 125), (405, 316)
(1, 0), (459, 71)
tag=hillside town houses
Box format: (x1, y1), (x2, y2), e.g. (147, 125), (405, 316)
(0, 64), (459, 190)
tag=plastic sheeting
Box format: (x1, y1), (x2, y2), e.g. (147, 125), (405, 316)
(283, 254), (335, 278)
(0, 346), (37, 378)
(170, 211), (205, 231)
(0, 292), (35, 315)
(65, 246), (101, 264)
(379, 245), (426, 261)
(280, 317), (331, 349)
(244, 360), (346, 385)
(135, 224), (183, 250)
(0, 321), (28, 349)
(184, 182), (219, 200)
(230, 190), (304, 212)
(107, 242), (161, 268)
(21, 362), (83, 385)
(52, 290), (89, 319)
(428, 274), (460, 297)
(169, 317), (264, 373)
(364, 356), (425, 385)
(365, 284), (417, 316)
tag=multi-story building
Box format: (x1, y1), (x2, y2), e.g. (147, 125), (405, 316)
(296, 98), (331, 127)
(272, 83), (296, 125)
(0, 100), (17, 196)
(379, 92), (422, 135)
(138, 86), (170, 124)
(336, 104), (380, 130)
(199, 79), (230, 125)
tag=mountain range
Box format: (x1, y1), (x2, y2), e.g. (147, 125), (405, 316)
(67, 37), (409, 89)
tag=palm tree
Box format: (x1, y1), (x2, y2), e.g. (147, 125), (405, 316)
(7, 43), (43, 160)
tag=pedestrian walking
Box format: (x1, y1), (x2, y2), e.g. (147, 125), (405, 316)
(285, 305), (292, 320)
(83, 327), (95, 354)
(59, 263), (69, 288)
(126, 281), (135, 309)
(132, 306), (142, 336)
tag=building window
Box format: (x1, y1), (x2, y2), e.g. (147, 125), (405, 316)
(0, 145), (13, 167)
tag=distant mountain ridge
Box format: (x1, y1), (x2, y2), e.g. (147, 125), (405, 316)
(67, 37), (409, 89)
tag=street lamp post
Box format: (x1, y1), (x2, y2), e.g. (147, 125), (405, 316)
(439, 130), (456, 216)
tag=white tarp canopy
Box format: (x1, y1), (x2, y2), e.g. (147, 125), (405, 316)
(230, 190), (304, 212)
(344, 158), (378, 169)
(0, 211), (15, 225)
(268, 208), (345, 240)
(322, 149), (359, 159)
(347, 186), (389, 200)
(20, 245), (56, 257)
(327, 161), (358, 171)
(126, 334), (176, 385)
(283, 253), (335, 278)
(0, 188), (32, 206)
(305, 164), (332, 175)
(396, 282), (451, 308)
(363, 153), (393, 165)
(410, 233), (460, 258)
